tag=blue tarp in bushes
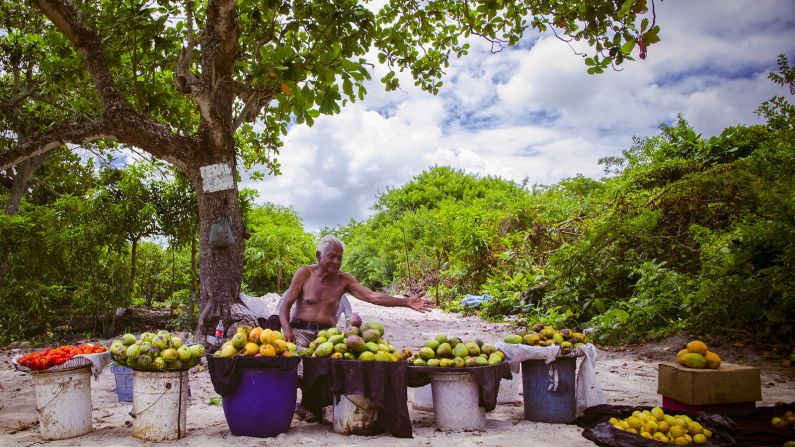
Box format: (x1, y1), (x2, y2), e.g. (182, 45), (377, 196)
(461, 293), (492, 307)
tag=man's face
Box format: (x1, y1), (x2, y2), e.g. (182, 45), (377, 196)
(317, 242), (343, 273)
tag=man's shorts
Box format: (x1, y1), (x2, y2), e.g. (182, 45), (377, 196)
(292, 328), (318, 351)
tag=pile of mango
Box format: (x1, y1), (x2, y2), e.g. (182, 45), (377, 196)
(410, 335), (505, 367)
(213, 326), (298, 358)
(111, 331), (204, 370)
(503, 323), (588, 353)
(305, 320), (411, 362)
(771, 410), (795, 430)
(610, 407), (713, 444)
(676, 340), (721, 369)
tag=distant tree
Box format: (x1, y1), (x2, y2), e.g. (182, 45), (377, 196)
(244, 203), (314, 295)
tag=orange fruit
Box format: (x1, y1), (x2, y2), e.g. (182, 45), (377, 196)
(259, 344), (276, 357)
(272, 339), (287, 354)
(249, 327), (263, 344)
(704, 351), (721, 369)
(243, 342), (259, 356)
(686, 340), (708, 355)
(677, 348), (689, 365)
(260, 328), (275, 345)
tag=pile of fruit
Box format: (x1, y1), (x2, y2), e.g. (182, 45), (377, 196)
(305, 320), (411, 362)
(609, 407), (713, 444)
(110, 331), (204, 371)
(409, 334), (505, 367)
(17, 344), (106, 371)
(771, 410), (795, 430)
(676, 340), (721, 369)
(213, 326), (298, 358)
(503, 323), (588, 353)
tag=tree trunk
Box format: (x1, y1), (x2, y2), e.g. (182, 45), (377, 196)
(189, 159), (245, 345)
(188, 235), (198, 323)
(276, 266), (283, 294)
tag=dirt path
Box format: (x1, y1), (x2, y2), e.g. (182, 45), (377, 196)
(1, 296), (793, 446)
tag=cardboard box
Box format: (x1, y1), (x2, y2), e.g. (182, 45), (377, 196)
(657, 362), (761, 406)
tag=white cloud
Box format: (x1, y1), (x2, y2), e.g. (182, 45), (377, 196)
(242, 0), (795, 232)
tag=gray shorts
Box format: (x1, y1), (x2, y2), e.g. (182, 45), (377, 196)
(292, 328), (318, 351)
(291, 327), (317, 378)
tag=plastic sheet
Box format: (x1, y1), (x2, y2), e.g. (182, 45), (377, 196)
(206, 355), (301, 396)
(301, 357), (412, 438)
(729, 402), (795, 447)
(407, 362), (512, 412)
(576, 404), (737, 447)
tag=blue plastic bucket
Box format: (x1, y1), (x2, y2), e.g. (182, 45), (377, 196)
(521, 357), (576, 423)
(111, 364), (134, 402)
(222, 366), (298, 437)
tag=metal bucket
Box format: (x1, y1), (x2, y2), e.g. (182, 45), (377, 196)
(521, 357), (577, 423)
(132, 370), (188, 441)
(32, 365), (93, 440)
(429, 372), (486, 431)
(332, 394), (379, 435)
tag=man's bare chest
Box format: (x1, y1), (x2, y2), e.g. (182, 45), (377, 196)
(300, 279), (346, 306)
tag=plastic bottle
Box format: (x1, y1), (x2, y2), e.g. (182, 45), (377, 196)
(215, 320), (225, 338)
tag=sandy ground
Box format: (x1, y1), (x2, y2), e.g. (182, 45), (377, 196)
(2, 295), (794, 446)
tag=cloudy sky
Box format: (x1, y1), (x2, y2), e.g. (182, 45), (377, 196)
(242, 0), (795, 232)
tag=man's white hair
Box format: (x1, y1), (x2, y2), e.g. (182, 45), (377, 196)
(317, 234), (345, 254)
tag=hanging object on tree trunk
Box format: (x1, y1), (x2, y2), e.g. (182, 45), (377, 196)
(210, 216), (235, 248)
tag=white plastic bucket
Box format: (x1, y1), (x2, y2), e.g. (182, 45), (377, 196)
(429, 372), (486, 431)
(332, 394), (378, 435)
(411, 384), (434, 411)
(132, 370), (188, 441)
(497, 371), (523, 404)
(32, 366), (93, 440)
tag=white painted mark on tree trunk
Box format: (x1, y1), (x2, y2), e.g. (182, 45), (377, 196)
(200, 163), (234, 193)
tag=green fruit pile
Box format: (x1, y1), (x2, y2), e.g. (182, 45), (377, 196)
(504, 323), (588, 353)
(610, 407), (713, 445)
(408, 334), (505, 367)
(305, 320), (411, 362)
(110, 331), (204, 371)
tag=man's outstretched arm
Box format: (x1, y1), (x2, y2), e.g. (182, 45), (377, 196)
(346, 275), (433, 313)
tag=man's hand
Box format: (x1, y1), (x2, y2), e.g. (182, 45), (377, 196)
(283, 326), (295, 343)
(406, 290), (433, 313)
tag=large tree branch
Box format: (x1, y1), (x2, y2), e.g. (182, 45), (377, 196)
(31, 0), (132, 115)
(0, 115), (196, 172)
(0, 121), (109, 171)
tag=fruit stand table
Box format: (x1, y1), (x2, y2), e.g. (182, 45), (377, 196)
(301, 356), (413, 438)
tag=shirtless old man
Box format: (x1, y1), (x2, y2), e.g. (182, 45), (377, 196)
(279, 235), (432, 349)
